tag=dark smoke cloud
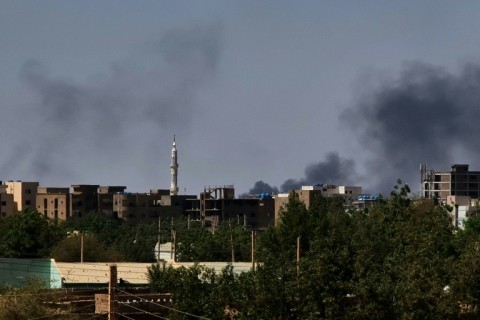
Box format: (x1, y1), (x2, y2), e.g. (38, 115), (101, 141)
(248, 180), (279, 195)
(2, 23), (223, 181)
(343, 61), (480, 193)
(246, 61), (480, 195)
(246, 152), (357, 194)
(280, 152), (356, 192)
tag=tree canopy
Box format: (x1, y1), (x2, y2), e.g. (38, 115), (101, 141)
(147, 182), (480, 319)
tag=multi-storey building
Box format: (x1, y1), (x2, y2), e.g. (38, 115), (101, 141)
(36, 187), (70, 220)
(421, 164), (480, 202)
(4, 181), (39, 213)
(185, 186), (275, 229)
(0, 183), (15, 218)
(98, 186), (127, 218)
(70, 185), (99, 219)
(113, 189), (196, 223)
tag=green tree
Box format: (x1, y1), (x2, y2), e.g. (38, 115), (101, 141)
(50, 233), (123, 262)
(0, 209), (65, 258)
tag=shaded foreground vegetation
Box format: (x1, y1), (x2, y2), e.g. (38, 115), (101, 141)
(3, 182), (480, 318)
(147, 183), (480, 319)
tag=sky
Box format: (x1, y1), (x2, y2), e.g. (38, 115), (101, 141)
(2, 1), (480, 196)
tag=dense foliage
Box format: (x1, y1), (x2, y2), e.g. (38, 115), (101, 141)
(147, 182), (480, 319)
(0, 210), (253, 262)
(0, 278), (82, 320)
(5, 182), (480, 318)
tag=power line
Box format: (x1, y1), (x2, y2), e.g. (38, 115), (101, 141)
(116, 288), (210, 320)
(117, 302), (169, 320)
(114, 312), (136, 320)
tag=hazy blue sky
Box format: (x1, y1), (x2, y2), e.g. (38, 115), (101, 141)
(2, 1), (480, 195)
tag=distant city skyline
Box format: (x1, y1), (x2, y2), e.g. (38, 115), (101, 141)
(2, 2), (480, 195)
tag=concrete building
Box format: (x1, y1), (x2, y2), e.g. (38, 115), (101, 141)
(70, 185), (99, 219)
(113, 189), (196, 223)
(442, 195), (480, 229)
(274, 184), (363, 222)
(185, 186), (275, 229)
(98, 186), (127, 218)
(0, 184), (15, 218)
(4, 181), (39, 213)
(421, 164), (480, 202)
(36, 187), (70, 221)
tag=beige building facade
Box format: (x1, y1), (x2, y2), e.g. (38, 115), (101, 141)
(0, 184), (15, 218)
(4, 181), (39, 213)
(36, 187), (70, 220)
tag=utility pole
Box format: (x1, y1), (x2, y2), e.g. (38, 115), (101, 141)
(297, 236), (301, 275)
(170, 218), (176, 261)
(157, 217), (161, 261)
(251, 230), (256, 271)
(80, 233), (84, 263)
(108, 264), (117, 320)
(229, 221), (235, 263)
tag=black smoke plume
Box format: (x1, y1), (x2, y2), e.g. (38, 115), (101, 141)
(246, 61), (480, 195)
(280, 152), (356, 192)
(343, 61), (480, 193)
(1, 23), (223, 182)
(246, 152), (356, 194)
(248, 180), (279, 195)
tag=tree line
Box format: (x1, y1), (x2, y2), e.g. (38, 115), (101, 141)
(3, 181), (480, 318)
(147, 182), (480, 319)
(0, 209), (254, 262)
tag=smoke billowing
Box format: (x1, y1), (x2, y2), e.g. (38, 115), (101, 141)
(246, 152), (356, 195)
(344, 61), (480, 192)
(2, 23), (223, 183)
(248, 180), (279, 195)
(280, 153), (356, 192)
(248, 61), (480, 194)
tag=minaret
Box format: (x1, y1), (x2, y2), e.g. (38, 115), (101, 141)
(170, 135), (179, 196)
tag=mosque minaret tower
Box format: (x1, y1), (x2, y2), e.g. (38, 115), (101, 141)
(170, 135), (179, 196)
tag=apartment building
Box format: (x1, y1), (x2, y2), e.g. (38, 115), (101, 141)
(36, 187), (70, 220)
(113, 189), (195, 223)
(185, 186), (275, 229)
(98, 186), (127, 217)
(421, 164), (480, 202)
(4, 181), (39, 213)
(0, 184), (15, 217)
(70, 185), (99, 219)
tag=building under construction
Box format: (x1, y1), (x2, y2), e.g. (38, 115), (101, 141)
(185, 186), (275, 230)
(421, 164), (480, 202)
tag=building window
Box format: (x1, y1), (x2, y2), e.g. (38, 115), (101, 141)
(25, 189), (31, 194)
(25, 200), (31, 206)
(1, 201), (6, 206)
